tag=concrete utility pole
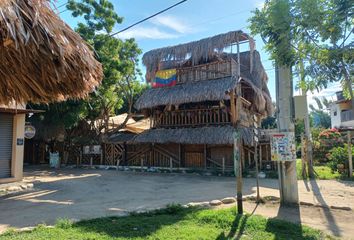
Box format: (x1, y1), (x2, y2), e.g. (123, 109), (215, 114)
(276, 65), (299, 204)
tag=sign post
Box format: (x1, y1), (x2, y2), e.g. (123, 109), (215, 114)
(253, 115), (260, 202)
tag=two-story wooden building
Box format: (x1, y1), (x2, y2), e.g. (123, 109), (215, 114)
(105, 31), (272, 172)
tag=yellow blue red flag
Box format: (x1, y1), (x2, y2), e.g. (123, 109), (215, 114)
(152, 69), (177, 88)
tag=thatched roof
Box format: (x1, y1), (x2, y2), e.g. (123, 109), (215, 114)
(136, 51), (272, 115)
(0, 0), (103, 104)
(135, 76), (236, 110)
(142, 30), (252, 79)
(134, 126), (254, 145)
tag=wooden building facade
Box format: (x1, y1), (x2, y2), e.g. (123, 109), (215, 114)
(103, 31), (274, 173)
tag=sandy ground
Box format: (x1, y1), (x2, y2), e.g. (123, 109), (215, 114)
(0, 166), (354, 239)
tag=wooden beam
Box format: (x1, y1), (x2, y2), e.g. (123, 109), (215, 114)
(230, 90), (237, 126)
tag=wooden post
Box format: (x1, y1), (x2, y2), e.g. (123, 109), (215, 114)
(141, 156), (144, 171)
(178, 144), (182, 168)
(76, 156), (79, 167)
(248, 150), (251, 167)
(255, 141), (260, 202)
(170, 157), (173, 172)
(100, 149), (103, 165)
(348, 131), (353, 178)
(79, 147), (83, 165)
(259, 144), (263, 170)
(204, 144), (207, 169)
(222, 157), (225, 175)
(90, 157), (93, 167)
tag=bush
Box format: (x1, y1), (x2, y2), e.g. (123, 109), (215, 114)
(313, 128), (345, 163)
(327, 144), (354, 173)
(55, 218), (73, 229)
(318, 128), (343, 147)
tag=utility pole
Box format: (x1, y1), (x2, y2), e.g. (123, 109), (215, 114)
(275, 65), (299, 204)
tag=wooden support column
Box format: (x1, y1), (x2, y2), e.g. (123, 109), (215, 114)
(123, 143), (127, 165)
(204, 144), (207, 169)
(178, 144), (182, 168)
(259, 144), (263, 170)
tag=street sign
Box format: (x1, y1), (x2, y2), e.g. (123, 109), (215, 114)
(270, 132), (296, 161)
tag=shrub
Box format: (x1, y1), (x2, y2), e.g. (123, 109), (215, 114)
(313, 128), (345, 163)
(318, 128), (343, 146)
(327, 144), (354, 173)
(55, 218), (73, 229)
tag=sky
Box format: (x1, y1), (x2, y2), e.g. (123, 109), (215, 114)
(55, 0), (342, 106)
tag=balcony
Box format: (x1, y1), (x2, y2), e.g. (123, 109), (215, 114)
(176, 58), (237, 84)
(153, 107), (231, 128)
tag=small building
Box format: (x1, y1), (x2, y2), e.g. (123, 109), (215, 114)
(105, 31), (273, 172)
(0, 1), (103, 182)
(0, 103), (27, 183)
(330, 91), (354, 128)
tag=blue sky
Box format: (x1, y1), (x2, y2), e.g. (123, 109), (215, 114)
(56, 0), (341, 105)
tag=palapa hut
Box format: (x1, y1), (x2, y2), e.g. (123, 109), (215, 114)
(0, 0), (103, 183)
(107, 30), (272, 172)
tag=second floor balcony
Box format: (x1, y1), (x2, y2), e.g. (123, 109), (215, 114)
(153, 107), (231, 128)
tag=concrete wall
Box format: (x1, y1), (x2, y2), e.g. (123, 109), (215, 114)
(330, 102), (354, 128)
(0, 114), (25, 184)
(330, 103), (341, 128)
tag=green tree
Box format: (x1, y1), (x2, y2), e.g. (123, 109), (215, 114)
(28, 0), (145, 144)
(249, 0), (353, 179)
(67, 0), (143, 133)
(250, 0), (353, 100)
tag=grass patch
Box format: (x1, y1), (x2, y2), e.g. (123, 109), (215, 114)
(1, 205), (333, 240)
(295, 159), (352, 180)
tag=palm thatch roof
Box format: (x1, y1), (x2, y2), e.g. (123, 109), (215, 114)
(134, 126), (254, 146)
(135, 76), (237, 110)
(0, 0), (103, 104)
(142, 30), (252, 80)
(136, 51), (272, 115)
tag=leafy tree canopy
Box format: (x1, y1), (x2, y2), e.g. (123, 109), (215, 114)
(29, 0), (145, 141)
(249, 0), (353, 94)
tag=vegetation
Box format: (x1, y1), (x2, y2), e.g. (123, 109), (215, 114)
(250, 0), (353, 95)
(327, 145), (354, 173)
(1, 206), (332, 240)
(29, 0), (145, 145)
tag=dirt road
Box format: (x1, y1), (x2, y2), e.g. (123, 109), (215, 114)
(0, 166), (353, 239)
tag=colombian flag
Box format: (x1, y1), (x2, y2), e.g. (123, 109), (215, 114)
(152, 69), (177, 88)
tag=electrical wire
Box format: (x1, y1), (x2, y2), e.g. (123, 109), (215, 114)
(110, 0), (187, 36)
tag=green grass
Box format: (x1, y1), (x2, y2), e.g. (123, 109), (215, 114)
(296, 159), (354, 180)
(0, 205), (333, 240)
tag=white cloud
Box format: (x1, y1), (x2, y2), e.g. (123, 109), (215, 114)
(117, 26), (178, 40)
(151, 15), (192, 34)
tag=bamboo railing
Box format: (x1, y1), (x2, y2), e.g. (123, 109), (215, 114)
(153, 107), (231, 128)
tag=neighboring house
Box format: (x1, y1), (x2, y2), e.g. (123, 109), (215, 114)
(330, 91), (354, 128)
(105, 31), (273, 172)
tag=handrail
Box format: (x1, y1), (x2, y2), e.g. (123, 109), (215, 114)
(153, 107), (231, 128)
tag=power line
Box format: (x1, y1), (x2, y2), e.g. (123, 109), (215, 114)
(110, 0), (187, 37)
(57, 1), (68, 9)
